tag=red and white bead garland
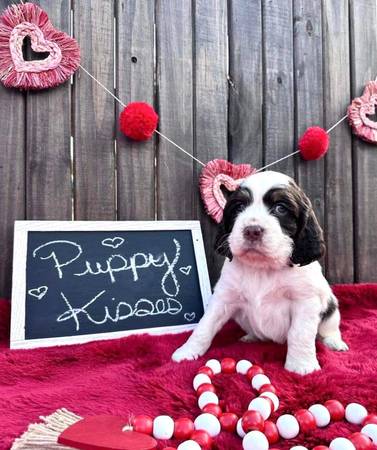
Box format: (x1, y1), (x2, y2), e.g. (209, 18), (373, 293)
(130, 358), (377, 450)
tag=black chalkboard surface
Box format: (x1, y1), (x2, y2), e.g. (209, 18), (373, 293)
(11, 221), (211, 349)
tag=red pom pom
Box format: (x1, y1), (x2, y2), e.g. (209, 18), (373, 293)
(202, 403), (222, 417)
(349, 432), (373, 450)
(241, 410), (265, 432)
(191, 430), (213, 449)
(197, 366), (214, 378)
(197, 383), (216, 396)
(363, 413), (377, 426)
(174, 417), (195, 440)
(132, 414), (153, 434)
(324, 399), (345, 421)
(119, 102), (158, 141)
(221, 358), (237, 373)
(298, 126), (329, 160)
(264, 420), (279, 444)
(246, 365), (264, 381)
(219, 413), (238, 432)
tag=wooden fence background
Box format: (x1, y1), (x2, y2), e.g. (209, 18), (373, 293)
(0, 0), (376, 298)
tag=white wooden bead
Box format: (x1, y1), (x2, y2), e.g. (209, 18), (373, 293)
(198, 391), (219, 409)
(177, 441), (202, 450)
(242, 430), (269, 450)
(290, 447), (309, 450)
(276, 414), (300, 439)
(260, 391), (279, 412)
(361, 423), (377, 444)
(309, 404), (331, 427)
(153, 415), (174, 440)
(345, 403), (368, 425)
(237, 418), (247, 438)
(251, 374), (271, 390)
(205, 359), (221, 374)
(194, 413), (221, 437)
(193, 373), (211, 391)
(329, 437), (356, 450)
(248, 397), (272, 420)
(236, 360), (253, 374)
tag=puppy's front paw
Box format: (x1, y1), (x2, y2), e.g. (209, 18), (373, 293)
(285, 358), (321, 375)
(172, 343), (204, 362)
(240, 333), (258, 343)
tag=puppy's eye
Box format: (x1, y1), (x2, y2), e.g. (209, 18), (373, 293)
(273, 203), (288, 215)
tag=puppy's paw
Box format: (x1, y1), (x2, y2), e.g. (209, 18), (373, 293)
(322, 336), (349, 352)
(240, 333), (258, 343)
(285, 358), (321, 375)
(172, 343), (204, 362)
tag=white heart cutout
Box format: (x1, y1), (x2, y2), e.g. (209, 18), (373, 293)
(101, 237), (125, 249)
(28, 285), (48, 300)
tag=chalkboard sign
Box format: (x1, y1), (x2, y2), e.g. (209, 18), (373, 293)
(10, 221), (211, 349)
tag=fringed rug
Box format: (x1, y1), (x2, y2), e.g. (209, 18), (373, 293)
(1, 284), (377, 449)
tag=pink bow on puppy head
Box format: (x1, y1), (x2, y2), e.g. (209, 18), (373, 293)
(199, 159), (256, 223)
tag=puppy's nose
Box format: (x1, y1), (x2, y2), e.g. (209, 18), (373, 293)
(243, 225), (264, 241)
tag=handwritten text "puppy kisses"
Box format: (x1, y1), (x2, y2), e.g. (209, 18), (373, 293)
(29, 237), (195, 331)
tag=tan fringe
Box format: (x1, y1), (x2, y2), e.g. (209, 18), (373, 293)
(11, 409), (82, 450)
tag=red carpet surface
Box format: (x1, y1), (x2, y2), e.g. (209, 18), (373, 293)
(1, 284), (377, 449)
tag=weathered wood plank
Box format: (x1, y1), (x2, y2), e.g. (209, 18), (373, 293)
(350, 0), (377, 282)
(26, 0), (72, 220)
(263, 0), (295, 177)
(194, 0), (228, 285)
(294, 0), (324, 227)
(116, 0), (155, 220)
(74, 0), (116, 220)
(323, 0), (354, 283)
(156, 0), (194, 220)
(0, 0), (25, 298)
(228, 0), (263, 168)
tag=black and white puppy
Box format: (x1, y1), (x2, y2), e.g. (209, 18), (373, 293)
(172, 171), (348, 375)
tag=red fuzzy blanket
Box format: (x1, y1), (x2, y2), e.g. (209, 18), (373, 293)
(1, 284), (377, 449)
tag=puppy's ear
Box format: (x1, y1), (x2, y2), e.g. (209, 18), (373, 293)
(291, 190), (325, 266)
(214, 222), (233, 260)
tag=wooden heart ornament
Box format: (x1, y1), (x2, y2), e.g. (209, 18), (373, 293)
(199, 159), (255, 223)
(0, 3), (80, 90)
(348, 80), (377, 144)
(58, 415), (157, 450)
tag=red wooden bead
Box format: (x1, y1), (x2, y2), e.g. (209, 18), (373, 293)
(197, 383), (216, 396)
(221, 358), (237, 373)
(241, 410), (265, 432)
(295, 409), (317, 433)
(197, 366), (214, 378)
(163, 448), (177, 450)
(324, 399), (345, 421)
(349, 432), (373, 450)
(246, 365), (264, 381)
(191, 430), (213, 449)
(259, 383), (277, 395)
(219, 412), (238, 432)
(363, 413), (377, 426)
(132, 414), (153, 435)
(202, 403), (222, 417)
(313, 447), (330, 450)
(264, 420), (279, 444)
(173, 417), (195, 440)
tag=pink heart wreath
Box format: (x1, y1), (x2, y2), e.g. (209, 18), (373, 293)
(199, 159), (256, 223)
(347, 80), (377, 144)
(0, 3), (80, 90)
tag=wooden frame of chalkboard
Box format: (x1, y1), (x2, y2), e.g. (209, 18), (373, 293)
(10, 221), (212, 349)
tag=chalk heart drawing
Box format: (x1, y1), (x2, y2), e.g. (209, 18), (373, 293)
(28, 286), (48, 300)
(179, 266), (192, 276)
(184, 312), (196, 322)
(101, 237), (125, 249)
